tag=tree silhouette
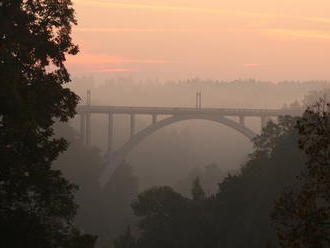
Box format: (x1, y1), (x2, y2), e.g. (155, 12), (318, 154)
(272, 99), (330, 248)
(113, 226), (137, 248)
(0, 0), (95, 247)
(130, 186), (188, 248)
(113, 116), (306, 248)
(191, 177), (206, 201)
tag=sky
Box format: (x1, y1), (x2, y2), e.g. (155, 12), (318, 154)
(67, 0), (330, 82)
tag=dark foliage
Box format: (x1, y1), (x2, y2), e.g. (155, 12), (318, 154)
(0, 0), (96, 247)
(114, 227), (137, 248)
(54, 123), (139, 246)
(114, 115), (306, 248)
(213, 116), (304, 248)
(175, 163), (226, 197)
(272, 99), (330, 248)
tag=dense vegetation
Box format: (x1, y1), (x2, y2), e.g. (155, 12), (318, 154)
(111, 115), (302, 248)
(272, 100), (330, 247)
(0, 1), (95, 247)
(111, 101), (330, 248)
(54, 123), (138, 245)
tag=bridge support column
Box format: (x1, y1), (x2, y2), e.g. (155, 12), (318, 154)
(152, 114), (157, 124)
(85, 89), (92, 146)
(261, 116), (272, 129)
(196, 92), (201, 109)
(130, 114), (135, 139)
(80, 113), (86, 144)
(239, 116), (245, 126)
(261, 116), (266, 129)
(107, 113), (114, 153)
(196, 92), (199, 109)
(86, 113), (91, 146)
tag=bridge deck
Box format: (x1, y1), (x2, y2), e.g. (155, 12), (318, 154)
(77, 105), (303, 117)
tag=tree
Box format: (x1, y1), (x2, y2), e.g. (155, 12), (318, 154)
(54, 123), (139, 245)
(113, 117), (303, 247)
(0, 0), (96, 247)
(175, 163), (225, 197)
(99, 161), (139, 242)
(303, 88), (330, 106)
(115, 182), (217, 248)
(114, 116), (306, 248)
(113, 226), (137, 248)
(131, 186), (188, 248)
(191, 177), (205, 201)
(272, 99), (330, 248)
(212, 116), (305, 248)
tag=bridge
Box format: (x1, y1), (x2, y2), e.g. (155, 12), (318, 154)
(76, 102), (303, 186)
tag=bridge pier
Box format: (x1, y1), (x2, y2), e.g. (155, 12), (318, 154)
(107, 113), (114, 153)
(261, 116), (266, 129)
(196, 92), (199, 109)
(130, 114), (135, 138)
(239, 116), (245, 126)
(86, 114), (91, 146)
(152, 114), (157, 124)
(196, 92), (202, 109)
(80, 113), (86, 144)
(79, 112), (91, 145)
(85, 89), (92, 146)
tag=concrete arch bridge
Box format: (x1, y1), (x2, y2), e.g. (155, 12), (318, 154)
(76, 105), (302, 186)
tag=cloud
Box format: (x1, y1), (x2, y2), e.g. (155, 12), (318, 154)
(243, 64), (262, 67)
(74, 27), (197, 33)
(303, 17), (330, 24)
(77, 0), (330, 25)
(265, 29), (330, 40)
(67, 53), (173, 65)
(77, 1), (274, 19)
(92, 68), (138, 72)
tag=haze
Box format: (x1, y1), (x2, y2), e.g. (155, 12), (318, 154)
(68, 0), (330, 81)
(4, 1), (330, 247)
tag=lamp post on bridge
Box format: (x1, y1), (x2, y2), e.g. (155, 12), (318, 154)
(79, 89), (92, 146)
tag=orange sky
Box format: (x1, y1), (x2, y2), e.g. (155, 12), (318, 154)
(67, 0), (330, 81)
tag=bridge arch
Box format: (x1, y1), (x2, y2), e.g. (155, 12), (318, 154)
(99, 114), (256, 186)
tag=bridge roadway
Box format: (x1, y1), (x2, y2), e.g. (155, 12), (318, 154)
(77, 105), (303, 117)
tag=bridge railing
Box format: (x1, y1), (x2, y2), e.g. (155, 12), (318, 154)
(76, 105), (304, 116)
